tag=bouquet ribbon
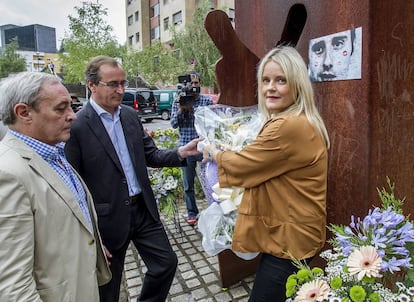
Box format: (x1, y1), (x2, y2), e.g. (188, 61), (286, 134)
(211, 183), (244, 214)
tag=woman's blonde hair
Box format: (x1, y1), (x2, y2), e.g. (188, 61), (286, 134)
(257, 46), (330, 148)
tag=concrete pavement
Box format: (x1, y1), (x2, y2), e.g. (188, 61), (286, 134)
(122, 199), (255, 302)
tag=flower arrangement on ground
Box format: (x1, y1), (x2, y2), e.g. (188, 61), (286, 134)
(146, 128), (183, 219)
(146, 127), (205, 220)
(285, 178), (414, 302)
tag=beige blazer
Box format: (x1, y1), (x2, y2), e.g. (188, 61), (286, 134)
(0, 133), (111, 301)
(0, 121), (7, 140)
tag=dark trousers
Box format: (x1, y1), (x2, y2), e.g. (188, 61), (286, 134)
(248, 253), (299, 302)
(99, 199), (178, 302)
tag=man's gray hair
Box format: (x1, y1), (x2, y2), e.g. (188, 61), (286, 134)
(0, 72), (61, 125)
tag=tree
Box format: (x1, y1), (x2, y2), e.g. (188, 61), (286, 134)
(0, 39), (27, 78)
(60, 2), (125, 83)
(123, 41), (184, 88)
(171, 0), (221, 89)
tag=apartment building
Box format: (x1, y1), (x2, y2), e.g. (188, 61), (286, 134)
(126, 0), (234, 51)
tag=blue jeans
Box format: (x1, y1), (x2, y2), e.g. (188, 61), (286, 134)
(182, 154), (202, 217)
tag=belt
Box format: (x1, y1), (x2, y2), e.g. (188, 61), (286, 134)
(129, 194), (141, 204)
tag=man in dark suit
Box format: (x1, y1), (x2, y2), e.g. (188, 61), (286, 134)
(64, 56), (201, 302)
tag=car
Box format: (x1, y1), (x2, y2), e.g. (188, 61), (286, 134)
(122, 88), (158, 122)
(71, 101), (83, 112)
(152, 89), (177, 120)
(70, 95), (87, 112)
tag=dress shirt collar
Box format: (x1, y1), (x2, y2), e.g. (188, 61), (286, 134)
(89, 97), (121, 119)
(9, 129), (65, 162)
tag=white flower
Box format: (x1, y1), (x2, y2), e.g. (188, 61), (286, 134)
(163, 175), (177, 190)
(165, 175), (175, 183)
(397, 293), (410, 302)
(294, 279), (330, 302)
(347, 245), (382, 281)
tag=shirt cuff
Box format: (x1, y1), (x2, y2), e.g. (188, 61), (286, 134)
(177, 148), (184, 161)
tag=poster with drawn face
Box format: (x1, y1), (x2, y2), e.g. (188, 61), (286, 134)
(308, 27), (362, 82)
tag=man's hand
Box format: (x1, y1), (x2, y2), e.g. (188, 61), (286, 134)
(178, 104), (193, 113)
(176, 92), (194, 113)
(103, 245), (112, 266)
(178, 138), (202, 159)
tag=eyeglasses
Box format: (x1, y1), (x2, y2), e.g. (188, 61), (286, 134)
(98, 80), (129, 89)
(191, 81), (199, 85)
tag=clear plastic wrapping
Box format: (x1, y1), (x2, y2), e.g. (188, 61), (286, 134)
(195, 104), (263, 259)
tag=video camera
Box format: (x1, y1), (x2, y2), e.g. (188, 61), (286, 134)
(177, 74), (200, 106)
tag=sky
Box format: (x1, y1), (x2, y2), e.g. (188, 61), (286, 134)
(0, 0), (127, 48)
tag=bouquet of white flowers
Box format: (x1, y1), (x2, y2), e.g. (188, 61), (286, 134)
(194, 104), (264, 259)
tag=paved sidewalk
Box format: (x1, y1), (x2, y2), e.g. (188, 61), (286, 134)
(122, 199), (255, 302)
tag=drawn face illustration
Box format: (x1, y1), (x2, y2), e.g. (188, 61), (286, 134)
(309, 29), (354, 81)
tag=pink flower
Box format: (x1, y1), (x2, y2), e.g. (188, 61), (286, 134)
(347, 245), (382, 281)
(294, 279), (330, 302)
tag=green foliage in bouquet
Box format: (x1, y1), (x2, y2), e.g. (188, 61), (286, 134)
(146, 127), (204, 220)
(149, 167), (183, 219)
(286, 177), (414, 302)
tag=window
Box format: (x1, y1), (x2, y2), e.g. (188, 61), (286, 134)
(163, 0), (168, 4)
(160, 93), (169, 102)
(135, 11), (139, 22)
(135, 32), (140, 43)
(151, 4), (160, 18)
(173, 11), (182, 25)
(127, 0), (132, 5)
(228, 8), (235, 22)
(151, 26), (160, 40)
(154, 4), (160, 17)
(128, 36), (133, 46)
(163, 17), (169, 31)
(128, 15), (133, 26)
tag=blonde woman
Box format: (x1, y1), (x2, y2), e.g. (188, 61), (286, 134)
(204, 45), (330, 301)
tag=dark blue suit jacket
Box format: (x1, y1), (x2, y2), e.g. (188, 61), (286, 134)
(65, 102), (183, 251)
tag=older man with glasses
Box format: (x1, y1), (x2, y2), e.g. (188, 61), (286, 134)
(64, 55), (201, 302)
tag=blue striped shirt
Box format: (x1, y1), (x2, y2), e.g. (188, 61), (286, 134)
(9, 129), (93, 230)
(89, 99), (141, 196)
(170, 94), (213, 146)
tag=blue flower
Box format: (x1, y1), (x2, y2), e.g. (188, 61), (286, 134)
(333, 204), (414, 274)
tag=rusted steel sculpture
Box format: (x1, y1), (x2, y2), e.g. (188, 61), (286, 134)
(204, 0), (414, 287)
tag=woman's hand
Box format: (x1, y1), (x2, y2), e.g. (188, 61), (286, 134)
(202, 143), (219, 163)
